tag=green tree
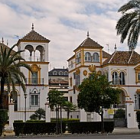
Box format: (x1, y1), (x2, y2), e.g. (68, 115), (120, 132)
(114, 109), (125, 119)
(116, 0), (140, 50)
(0, 44), (32, 109)
(63, 101), (76, 119)
(47, 89), (65, 134)
(78, 72), (121, 132)
(30, 108), (45, 120)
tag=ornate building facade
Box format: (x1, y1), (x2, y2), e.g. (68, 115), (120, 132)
(67, 33), (139, 128)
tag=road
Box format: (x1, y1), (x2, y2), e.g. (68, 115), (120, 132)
(1, 133), (140, 139)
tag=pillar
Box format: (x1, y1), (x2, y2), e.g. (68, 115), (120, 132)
(45, 102), (51, 122)
(80, 109), (87, 122)
(9, 100), (14, 129)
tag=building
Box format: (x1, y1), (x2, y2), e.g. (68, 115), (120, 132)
(67, 33), (139, 128)
(49, 68), (69, 101)
(5, 24), (50, 125)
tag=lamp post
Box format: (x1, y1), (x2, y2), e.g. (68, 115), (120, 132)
(24, 93), (27, 122)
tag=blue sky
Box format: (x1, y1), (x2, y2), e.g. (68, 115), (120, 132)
(0, 0), (138, 69)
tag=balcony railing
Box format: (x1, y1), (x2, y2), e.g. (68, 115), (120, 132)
(25, 78), (44, 85)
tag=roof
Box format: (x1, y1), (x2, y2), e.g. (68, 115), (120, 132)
(0, 43), (16, 55)
(102, 50), (111, 58)
(49, 68), (68, 76)
(74, 37), (103, 52)
(17, 29), (50, 44)
(103, 51), (140, 65)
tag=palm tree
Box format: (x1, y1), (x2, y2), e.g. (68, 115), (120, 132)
(0, 44), (32, 109)
(63, 101), (76, 119)
(116, 0), (140, 50)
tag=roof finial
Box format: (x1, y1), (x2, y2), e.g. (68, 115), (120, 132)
(114, 44), (117, 51)
(87, 31), (89, 38)
(7, 40), (8, 46)
(32, 23), (34, 30)
(2, 37), (4, 44)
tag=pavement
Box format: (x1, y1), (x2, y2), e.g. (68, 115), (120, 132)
(1, 127), (140, 137)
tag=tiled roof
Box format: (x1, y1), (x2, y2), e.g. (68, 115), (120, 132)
(103, 51), (140, 65)
(19, 30), (50, 42)
(102, 50), (111, 58)
(74, 37), (103, 51)
(0, 43), (16, 55)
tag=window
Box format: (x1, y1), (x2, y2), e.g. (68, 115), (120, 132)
(31, 95), (38, 105)
(76, 53), (81, 64)
(32, 72), (38, 84)
(73, 72), (76, 79)
(112, 72), (118, 85)
(71, 61), (73, 68)
(75, 74), (80, 86)
(59, 71), (63, 75)
(30, 90), (40, 106)
(85, 52), (91, 62)
(138, 73), (140, 81)
(93, 53), (99, 62)
(120, 72), (125, 85)
(64, 71), (68, 75)
(53, 71), (57, 75)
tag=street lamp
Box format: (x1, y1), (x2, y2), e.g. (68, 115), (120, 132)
(24, 93), (27, 122)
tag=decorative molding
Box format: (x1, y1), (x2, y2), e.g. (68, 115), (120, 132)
(88, 64), (96, 72)
(83, 70), (87, 76)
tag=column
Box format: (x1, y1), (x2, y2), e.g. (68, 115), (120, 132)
(45, 102), (51, 122)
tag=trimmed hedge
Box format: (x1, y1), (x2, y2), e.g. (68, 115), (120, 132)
(13, 122), (66, 136)
(51, 118), (80, 123)
(67, 121), (114, 134)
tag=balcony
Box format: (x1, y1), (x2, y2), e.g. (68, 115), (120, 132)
(25, 78), (44, 85)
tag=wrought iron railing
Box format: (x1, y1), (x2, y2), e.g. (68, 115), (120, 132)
(25, 78), (44, 85)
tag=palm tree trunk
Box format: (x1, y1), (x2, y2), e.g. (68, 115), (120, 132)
(0, 77), (5, 109)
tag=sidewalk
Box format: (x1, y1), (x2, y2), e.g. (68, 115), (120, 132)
(112, 127), (140, 134)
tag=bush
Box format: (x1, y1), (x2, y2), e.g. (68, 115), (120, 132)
(114, 109), (125, 118)
(13, 122), (66, 136)
(136, 111), (140, 123)
(0, 109), (8, 136)
(67, 121), (114, 134)
(51, 118), (80, 123)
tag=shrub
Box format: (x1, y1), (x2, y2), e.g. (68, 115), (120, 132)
(30, 108), (45, 120)
(0, 109), (8, 136)
(67, 121), (114, 134)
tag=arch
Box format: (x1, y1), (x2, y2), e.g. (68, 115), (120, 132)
(93, 52), (99, 62)
(85, 52), (91, 62)
(64, 71), (68, 75)
(25, 45), (34, 61)
(53, 71), (57, 75)
(59, 71), (63, 75)
(35, 45), (45, 62)
(118, 87), (129, 97)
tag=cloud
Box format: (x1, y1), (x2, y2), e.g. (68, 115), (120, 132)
(0, 0), (137, 69)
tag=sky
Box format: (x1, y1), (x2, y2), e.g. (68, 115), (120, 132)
(0, 0), (139, 70)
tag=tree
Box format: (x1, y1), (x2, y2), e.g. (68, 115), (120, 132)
(114, 109), (125, 119)
(30, 108), (45, 120)
(63, 101), (76, 119)
(78, 72), (121, 132)
(0, 44), (32, 109)
(116, 0), (140, 50)
(47, 89), (65, 134)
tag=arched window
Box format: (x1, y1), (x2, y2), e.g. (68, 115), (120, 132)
(53, 71), (57, 75)
(93, 53), (99, 62)
(64, 71), (68, 75)
(85, 52), (91, 62)
(59, 71), (63, 75)
(120, 72), (125, 85)
(112, 72), (118, 85)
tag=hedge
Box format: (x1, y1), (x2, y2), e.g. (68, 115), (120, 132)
(13, 122), (66, 136)
(13, 121), (114, 135)
(67, 121), (114, 134)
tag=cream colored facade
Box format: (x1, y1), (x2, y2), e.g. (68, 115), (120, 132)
(68, 34), (140, 128)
